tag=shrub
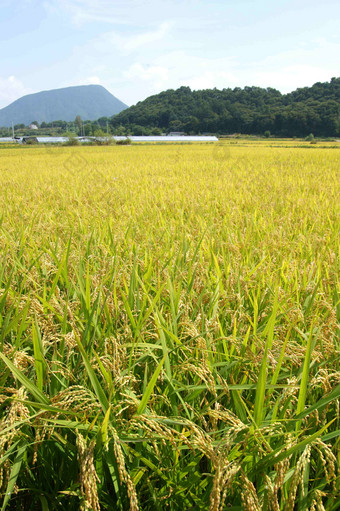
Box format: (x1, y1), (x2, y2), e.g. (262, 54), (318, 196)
(64, 132), (79, 146)
(116, 138), (132, 145)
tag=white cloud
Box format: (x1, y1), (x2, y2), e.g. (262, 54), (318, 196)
(0, 76), (30, 109)
(80, 76), (102, 85)
(44, 0), (159, 27)
(150, 51), (238, 89)
(121, 22), (171, 52)
(184, 71), (238, 91)
(87, 21), (172, 58)
(246, 39), (340, 92)
(249, 65), (337, 93)
(124, 63), (168, 89)
(54, 74), (105, 93)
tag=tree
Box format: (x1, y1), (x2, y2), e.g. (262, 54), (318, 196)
(84, 124), (92, 136)
(65, 131), (79, 146)
(75, 115), (82, 135)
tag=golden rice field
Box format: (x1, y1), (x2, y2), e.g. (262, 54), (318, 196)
(0, 141), (339, 510)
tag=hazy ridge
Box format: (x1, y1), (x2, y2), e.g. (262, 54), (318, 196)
(0, 85), (128, 126)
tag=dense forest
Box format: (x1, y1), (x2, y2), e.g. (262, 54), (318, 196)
(110, 77), (340, 137)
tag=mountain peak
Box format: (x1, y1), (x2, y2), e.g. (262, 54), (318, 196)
(0, 85), (128, 126)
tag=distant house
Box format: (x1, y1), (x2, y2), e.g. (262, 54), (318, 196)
(29, 124), (38, 130)
(168, 131), (185, 136)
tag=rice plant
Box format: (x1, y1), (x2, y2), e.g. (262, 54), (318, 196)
(0, 141), (339, 510)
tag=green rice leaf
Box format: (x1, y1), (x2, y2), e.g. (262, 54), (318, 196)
(1, 443), (27, 511)
(136, 355), (166, 415)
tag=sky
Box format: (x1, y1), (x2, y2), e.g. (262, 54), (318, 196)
(0, 0), (339, 109)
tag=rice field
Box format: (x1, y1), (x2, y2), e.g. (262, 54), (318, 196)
(0, 141), (339, 510)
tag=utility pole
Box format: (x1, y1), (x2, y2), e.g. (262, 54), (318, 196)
(12, 121), (14, 139)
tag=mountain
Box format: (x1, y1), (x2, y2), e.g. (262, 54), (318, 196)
(0, 85), (128, 126)
(110, 78), (340, 137)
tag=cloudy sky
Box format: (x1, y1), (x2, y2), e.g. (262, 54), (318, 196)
(1, 0), (339, 108)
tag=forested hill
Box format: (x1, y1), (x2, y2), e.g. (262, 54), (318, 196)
(110, 78), (340, 137)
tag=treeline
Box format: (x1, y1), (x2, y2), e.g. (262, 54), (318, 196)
(0, 118), (163, 138)
(110, 77), (340, 137)
(0, 117), (114, 138)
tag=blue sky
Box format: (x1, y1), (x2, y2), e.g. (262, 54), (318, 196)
(1, 0), (339, 108)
